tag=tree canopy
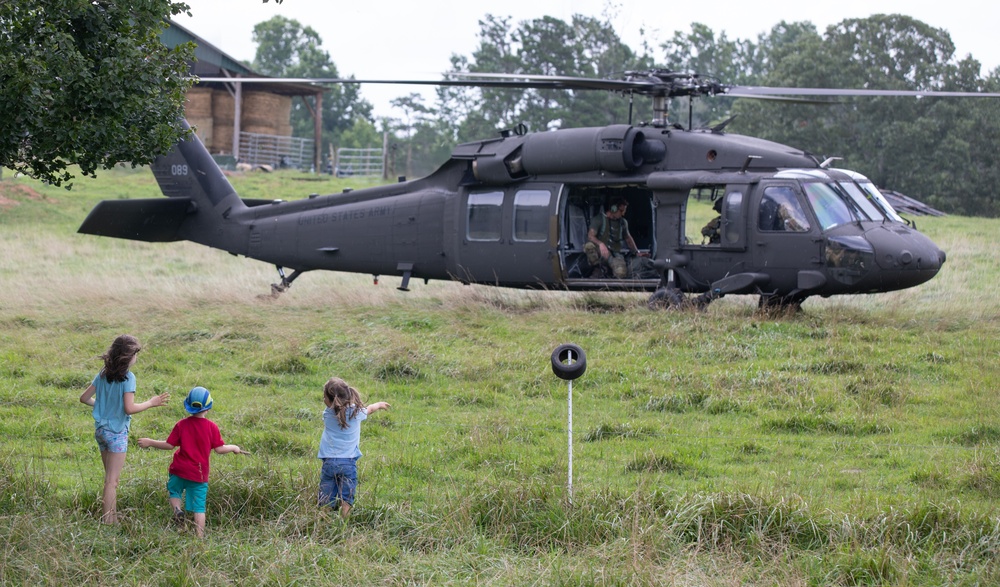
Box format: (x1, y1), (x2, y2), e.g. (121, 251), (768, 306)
(240, 11), (1000, 216)
(0, 0), (195, 186)
(251, 15), (372, 150)
(396, 12), (999, 216)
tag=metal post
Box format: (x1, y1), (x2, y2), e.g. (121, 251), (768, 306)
(232, 81), (242, 160)
(567, 350), (574, 505)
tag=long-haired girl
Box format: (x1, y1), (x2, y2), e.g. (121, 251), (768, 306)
(80, 334), (170, 524)
(317, 377), (390, 519)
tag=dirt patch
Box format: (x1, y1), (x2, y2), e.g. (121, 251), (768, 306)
(0, 181), (48, 209)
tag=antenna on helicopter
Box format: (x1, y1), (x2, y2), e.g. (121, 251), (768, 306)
(820, 157), (843, 168)
(740, 155), (762, 174)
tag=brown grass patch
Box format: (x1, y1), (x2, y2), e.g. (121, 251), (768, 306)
(0, 181), (48, 208)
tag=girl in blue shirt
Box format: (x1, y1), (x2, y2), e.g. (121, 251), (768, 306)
(79, 334), (170, 524)
(317, 377), (390, 519)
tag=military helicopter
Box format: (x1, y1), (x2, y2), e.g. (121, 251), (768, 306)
(79, 70), (986, 309)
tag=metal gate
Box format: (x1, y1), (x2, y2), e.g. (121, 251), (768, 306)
(335, 147), (384, 177)
(239, 132), (315, 170)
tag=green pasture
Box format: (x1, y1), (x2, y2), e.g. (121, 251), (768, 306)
(1, 167), (999, 585)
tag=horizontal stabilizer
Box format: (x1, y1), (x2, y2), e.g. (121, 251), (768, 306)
(78, 198), (194, 242)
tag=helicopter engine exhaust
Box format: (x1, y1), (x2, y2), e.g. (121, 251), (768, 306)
(517, 125), (665, 176)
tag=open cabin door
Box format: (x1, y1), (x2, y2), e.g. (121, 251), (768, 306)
(559, 185), (658, 288)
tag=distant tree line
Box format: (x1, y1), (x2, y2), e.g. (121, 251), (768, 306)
(3, 4), (998, 216)
(255, 13), (998, 216)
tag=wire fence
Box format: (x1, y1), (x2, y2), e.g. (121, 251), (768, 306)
(335, 147), (384, 178)
(239, 132), (315, 170)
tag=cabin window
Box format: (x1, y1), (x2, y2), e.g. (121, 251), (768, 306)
(684, 186), (724, 245)
(722, 191), (743, 244)
(513, 189), (550, 242)
(758, 186), (810, 232)
(467, 191), (504, 241)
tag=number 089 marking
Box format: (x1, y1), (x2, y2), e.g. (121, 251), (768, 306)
(171, 164), (189, 176)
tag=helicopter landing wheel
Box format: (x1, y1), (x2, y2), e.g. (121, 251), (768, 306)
(757, 294), (803, 314)
(270, 267), (304, 296)
(647, 286), (685, 310)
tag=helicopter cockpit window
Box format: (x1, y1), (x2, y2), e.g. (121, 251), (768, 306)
(856, 182), (905, 223)
(836, 181), (882, 221)
(758, 186), (810, 232)
(803, 182), (852, 230)
(467, 191), (504, 241)
(513, 190), (551, 242)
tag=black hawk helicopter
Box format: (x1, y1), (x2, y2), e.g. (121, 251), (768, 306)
(79, 70), (988, 309)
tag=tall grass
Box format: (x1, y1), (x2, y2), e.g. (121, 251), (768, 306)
(2, 167), (1000, 584)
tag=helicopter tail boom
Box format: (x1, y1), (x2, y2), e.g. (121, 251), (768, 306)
(79, 120), (248, 253)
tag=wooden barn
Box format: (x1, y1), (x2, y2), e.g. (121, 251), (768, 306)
(160, 20), (323, 170)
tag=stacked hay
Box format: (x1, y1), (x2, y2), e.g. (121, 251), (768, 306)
(211, 89), (235, 153)
(186, 87), (295, 155)
(242, 91), (292, 134)
(184, 87), (214, 147)
(242, 92), (294, 163)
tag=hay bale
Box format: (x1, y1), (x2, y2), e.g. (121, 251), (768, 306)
(274, 95), (292, 124)
(242, 91), (289, 128)
(188, 116), (214, 147)
(212, 89), (235, 118)
(213, 123), (234, 154)
(185, 87), (213, 118)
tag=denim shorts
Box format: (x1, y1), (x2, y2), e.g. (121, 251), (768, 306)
(319, 458), (358, 506)
(94, 427), (129, 454)
(167, 474), (209, 514)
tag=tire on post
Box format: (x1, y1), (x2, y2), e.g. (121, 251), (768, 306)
(551, 343), (587, 380)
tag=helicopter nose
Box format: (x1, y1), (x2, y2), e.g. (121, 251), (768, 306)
(866, 225), (945, 290)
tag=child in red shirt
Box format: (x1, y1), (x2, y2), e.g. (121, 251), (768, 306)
(138, 387), (243, 537)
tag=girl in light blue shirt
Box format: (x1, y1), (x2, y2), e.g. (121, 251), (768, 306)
(80, 334), (170, 524)
(317, 377), (390, 519)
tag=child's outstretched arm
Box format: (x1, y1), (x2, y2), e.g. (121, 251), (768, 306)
(124, 391), (171, 415)
(214, 444), (244, 455)
(80, 384), (96, 406)
(366, 401), (391, 414)
(137, 438), (174, 450)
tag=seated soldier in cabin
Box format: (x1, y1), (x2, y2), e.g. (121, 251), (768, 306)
(701, 198), (723, 244)
(584, 197), (646, 278)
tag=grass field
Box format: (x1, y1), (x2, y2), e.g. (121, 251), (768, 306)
(2, 166), (999, 585)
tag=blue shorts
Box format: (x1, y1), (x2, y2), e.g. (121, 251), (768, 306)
(95, 427), (129, 453)
(319, 458), (358, 507)
(167, 474), (209, 514)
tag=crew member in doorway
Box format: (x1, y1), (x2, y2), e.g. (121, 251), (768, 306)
(584, 197), (645, 278)
(701, 198), (723, 244)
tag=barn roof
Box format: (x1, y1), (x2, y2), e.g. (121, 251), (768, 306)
(161, 20), (318, 96)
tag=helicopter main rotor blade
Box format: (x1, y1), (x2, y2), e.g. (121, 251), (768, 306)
(728, 86), (1000, 99)
(193, 75), (1000, 100)
(193, 76), (582, 90)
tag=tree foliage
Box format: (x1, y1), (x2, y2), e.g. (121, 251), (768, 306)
(243, 11), (1000, 215)
(440, 14), (651, 142)
(0, 0), (195, 186)
(251, 15), (371, 151)
(731, 14), (1000, 216)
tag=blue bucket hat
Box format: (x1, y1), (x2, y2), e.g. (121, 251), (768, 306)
(184, 386), (214, 414)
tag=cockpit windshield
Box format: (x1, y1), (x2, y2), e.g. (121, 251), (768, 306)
(856, 181), (905, 223)
(802, 180), (900, 230)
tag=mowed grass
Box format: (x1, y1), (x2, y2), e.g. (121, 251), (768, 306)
(2, 166), (1000, 585)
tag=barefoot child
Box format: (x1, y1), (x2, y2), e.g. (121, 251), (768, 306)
(80, 334), (170, 524)
(318, 377), (390, 519)
(138, 386), (243, 537)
